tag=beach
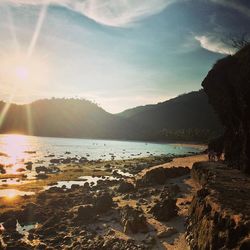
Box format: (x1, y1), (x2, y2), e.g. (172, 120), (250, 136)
(0, 144), (207, 249)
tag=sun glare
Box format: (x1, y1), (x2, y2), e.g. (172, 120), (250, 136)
(15, 66), (29, 80)
(0, 134), (28, 174)
(0, 53), (49, 91)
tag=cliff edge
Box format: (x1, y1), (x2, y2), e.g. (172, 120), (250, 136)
(187, 162), (250, 249)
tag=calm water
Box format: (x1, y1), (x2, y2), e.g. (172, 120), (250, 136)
(0, 134), (200, 173)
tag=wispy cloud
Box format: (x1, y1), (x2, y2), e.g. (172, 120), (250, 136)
(5, 0), (179, 27)
(210, 0), (250, 18)
(195, 34), (236, 55)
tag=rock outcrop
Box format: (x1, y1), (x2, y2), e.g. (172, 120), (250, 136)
(187, 161), (250, 249)
(120, 205), (148, 234)
(136, 166), (190, 187)
(202, 44), (250, 173)
(149, 196), (178, 221)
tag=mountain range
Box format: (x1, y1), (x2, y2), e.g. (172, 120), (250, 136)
(0, 89), (222, 142)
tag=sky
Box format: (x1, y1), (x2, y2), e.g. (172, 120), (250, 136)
(0, 0), (250, 113)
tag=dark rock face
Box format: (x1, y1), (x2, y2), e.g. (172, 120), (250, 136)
(202, 45), (250, 173)
(149, 197), (178, 221)
(120, 205), (148, 234)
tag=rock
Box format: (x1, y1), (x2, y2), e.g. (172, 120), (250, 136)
(24, 161), (33, 170)
(16, 168), (26, 172)
(76, 204), (96, 222)
(120, 205), (148, 234)
(157, 227), (178, 238)
(202, 44), (250, 173)
(188, 162), (250, 250)
(61, 158), (71, 164)
(36, 173), (48, 179)
(71, 184), (80, 189)
(50, 158), (61, 164)
(79, 157), (88, 163)
(3, 218), (17, 231)
(137, 166), (190, 186)
(0, 164), (6, 174)
(117, 181), (135, 193)
(149, 197), (178, 221)
(95, 193), (113, 213)
(35, 166), (48, 173)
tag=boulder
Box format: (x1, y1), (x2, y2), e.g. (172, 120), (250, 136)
(95, 193), (113, 214)
(117, 181), (135, 193)
(35, 166), (48, 173)
(50, 159), (61, 164)
(137, 166), (190, 186)
(149, 197), (178, 221)
(76, 204), (96, 222)
(120, 205), (148, 234)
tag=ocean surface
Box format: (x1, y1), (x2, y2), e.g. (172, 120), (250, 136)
(0, 134), (201, 171)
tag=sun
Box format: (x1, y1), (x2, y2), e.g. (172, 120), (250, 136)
(0, 52), (49, 92)
(15, 65), (29, 81)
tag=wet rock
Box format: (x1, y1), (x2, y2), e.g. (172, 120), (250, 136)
(36, 173), (48, 179)
(149, 197), (178, 221)
(0, 164), (6, 174)
(79, 157), (88, 163)
(117, 181), (135, 193)
(24, 161), (33, 170)
(35, 166), (48, 173)
(50, 158), (61, 164)
(120, 205), (148, 234)
(16, 168), (26, 172)
(61, 158), (72, 164)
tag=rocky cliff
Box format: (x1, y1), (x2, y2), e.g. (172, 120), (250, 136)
(202, 45), (250, 173)
(187, 162), (250, 250)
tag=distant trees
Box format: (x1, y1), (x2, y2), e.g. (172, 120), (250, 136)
(158, 128), (220, 143)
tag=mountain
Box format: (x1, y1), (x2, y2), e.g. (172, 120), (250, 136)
(118, 89), (222, 141)
(0, 98), (147, 140)
(0, 90), (222, 142)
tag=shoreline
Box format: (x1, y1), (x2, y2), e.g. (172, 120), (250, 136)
(0, 151), (207, 249)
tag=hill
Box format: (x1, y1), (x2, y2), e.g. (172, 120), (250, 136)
(118, 90), (222, 141)
(0, 98), (147, 140)
(0, 90), (222, 142)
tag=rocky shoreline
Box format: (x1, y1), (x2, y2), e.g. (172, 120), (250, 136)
(0, 152), (204, 250)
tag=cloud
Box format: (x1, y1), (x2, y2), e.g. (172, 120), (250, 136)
(210, 0), (250, 18)
(5, 0), (179, 27)
(195, 34), (236, 55)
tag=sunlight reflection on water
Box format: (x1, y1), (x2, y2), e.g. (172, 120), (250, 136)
(0, 189), (34, 198)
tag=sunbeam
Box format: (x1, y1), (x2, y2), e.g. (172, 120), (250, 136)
(27, 3), (48, 59)
(0, 102), (11, 129)
(25, 104), (33, 135)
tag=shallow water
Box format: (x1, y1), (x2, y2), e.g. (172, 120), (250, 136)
(0, 134), (200, 165)
(46, 176), (118, 190)
(0, 189), (34, 198)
